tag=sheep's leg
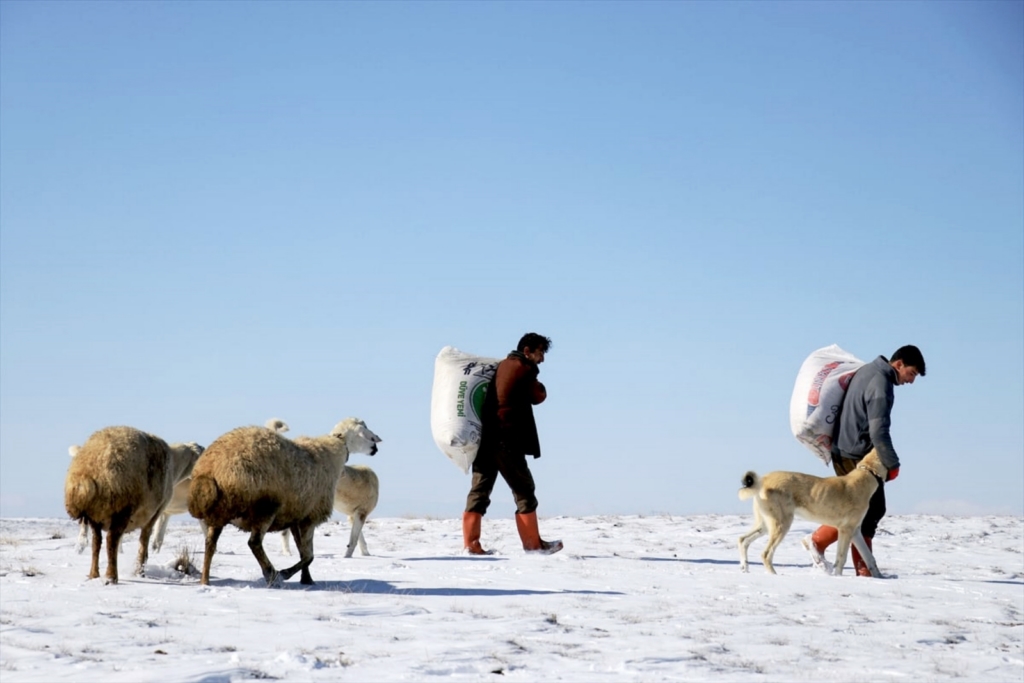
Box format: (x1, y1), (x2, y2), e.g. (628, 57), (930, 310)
(357, 519), (369, 557)
(247, 526), (280, 587)
(151, 513), (169, 554)
(346, 513), (368, 558)
(279, 522), (316, 585)
(105, 528), (124, 584)
(103, 507), (134, 585)
(88, 520), (103, 579)
(281, 529), (293, 556)
(76, 520), (90, 554)
(135, 513), (160, 576)
(200, 524), (223, 586)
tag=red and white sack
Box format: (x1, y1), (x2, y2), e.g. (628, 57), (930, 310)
(789, 344), (865, 466)
(430, 346), (499, 474)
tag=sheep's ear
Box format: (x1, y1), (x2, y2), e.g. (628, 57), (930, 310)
(188, 443), (205, 457)
(68, 445), (80, 458)
(330, 419), (353, 438)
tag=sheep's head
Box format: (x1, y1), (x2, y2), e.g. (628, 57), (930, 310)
(171, 442), (205, 472)
(68, 445), (81, 458)
(330, 418), (382, 456)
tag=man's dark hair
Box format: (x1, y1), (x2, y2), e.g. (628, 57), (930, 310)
(891, 345), (926, 376)
(517, 333), (552, 353)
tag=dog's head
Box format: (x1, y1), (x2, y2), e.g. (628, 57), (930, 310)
(860, 449), (888, 480)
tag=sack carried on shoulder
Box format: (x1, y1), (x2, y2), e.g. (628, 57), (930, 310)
(789, 344), (865, 466)
(430, 346), (499, 474)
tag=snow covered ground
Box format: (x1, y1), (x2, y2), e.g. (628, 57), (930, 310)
(1, 513), (1021, 682)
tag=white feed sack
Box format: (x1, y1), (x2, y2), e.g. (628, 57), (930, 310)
(790, 344), (865, 466)
(431, 346), (500, 474)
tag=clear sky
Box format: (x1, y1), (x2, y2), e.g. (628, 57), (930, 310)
(2, 1), (1021, 521)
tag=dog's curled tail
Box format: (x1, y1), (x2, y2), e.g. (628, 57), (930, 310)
(737, 471), (760, 501)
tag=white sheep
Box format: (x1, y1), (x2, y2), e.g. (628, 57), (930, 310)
(188, 417), (381, 586)
(150, 419), (288, 554)
(64, 427), (203, 584)
(282, 463), (380, 558)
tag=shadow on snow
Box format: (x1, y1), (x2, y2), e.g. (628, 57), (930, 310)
(203, 577), (625, 596)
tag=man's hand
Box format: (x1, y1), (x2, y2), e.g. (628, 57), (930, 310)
(886, 466), (900, 482)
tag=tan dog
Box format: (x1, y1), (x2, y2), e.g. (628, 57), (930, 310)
(737, 449), (887, 577)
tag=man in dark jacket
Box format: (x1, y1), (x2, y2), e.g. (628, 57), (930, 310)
(803, 345), (926, 576)
(463, 333), (563, 555)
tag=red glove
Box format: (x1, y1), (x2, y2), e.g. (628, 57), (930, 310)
(886, 466), (900, 482)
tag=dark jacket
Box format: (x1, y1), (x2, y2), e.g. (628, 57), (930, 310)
(481, 351), (546, 457)
(832, 355), (900, 470)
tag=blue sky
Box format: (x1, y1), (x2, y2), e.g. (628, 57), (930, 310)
(2, 1), (1022, 523)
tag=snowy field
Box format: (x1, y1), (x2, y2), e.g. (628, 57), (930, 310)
(1, 513), (1021, 682)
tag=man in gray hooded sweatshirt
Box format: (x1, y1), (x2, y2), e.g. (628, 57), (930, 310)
(803, 345), (926, 576)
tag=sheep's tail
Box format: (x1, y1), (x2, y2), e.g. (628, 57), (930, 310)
(265, 418), (289, 433)
(64, 476), (97, 520)
(737, 471), (760, 501)
(187, 474), (221, 520)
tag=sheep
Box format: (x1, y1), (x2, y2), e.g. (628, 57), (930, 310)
(64, 427), (203, 584)
(282, 464), (380, 558)
(188, 417), (381, 586)
(151, 419), (288, 554)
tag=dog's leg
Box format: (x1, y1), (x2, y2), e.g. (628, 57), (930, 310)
(833, 528), (853, 576)
(761, 511), (793, 575)
(737, 505), (765, 573)
(851, 530), (882, 578)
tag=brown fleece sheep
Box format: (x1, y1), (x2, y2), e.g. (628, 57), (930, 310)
(188, 417), (381, 587)
(64, 426), (203, 584)
(151, 419), (289, 554)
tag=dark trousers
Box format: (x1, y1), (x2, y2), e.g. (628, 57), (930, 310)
(465, 440), (538, 516)
(833, 455), (886, 538)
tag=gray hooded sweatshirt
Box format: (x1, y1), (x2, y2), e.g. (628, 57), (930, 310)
(832, 355), (900, 471)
